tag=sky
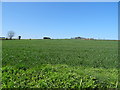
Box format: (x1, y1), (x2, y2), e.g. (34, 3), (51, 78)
(1, 0), (120, 2)
(2, 2), (118, 39)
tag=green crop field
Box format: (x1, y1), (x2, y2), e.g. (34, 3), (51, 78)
(2, 39), (118, 88)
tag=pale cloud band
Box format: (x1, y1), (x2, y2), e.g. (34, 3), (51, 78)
(1, 0), (120, 2)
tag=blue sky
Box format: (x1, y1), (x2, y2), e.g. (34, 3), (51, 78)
(2, 2), (118, 39)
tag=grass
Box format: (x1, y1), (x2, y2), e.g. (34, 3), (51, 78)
(2, 39), (118, 88)
(0, 40), (2, 89)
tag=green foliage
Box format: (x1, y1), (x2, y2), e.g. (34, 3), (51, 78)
(2, 39), (118, 88)
(2, 64), (118, 88)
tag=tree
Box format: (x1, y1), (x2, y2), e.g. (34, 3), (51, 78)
(18, 36), (21, 40)
(8, 31), (15, 40)
(43, 37), (51, 39)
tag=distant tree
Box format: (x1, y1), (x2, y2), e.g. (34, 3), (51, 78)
(18, 36), (21, 40)
(8, 31), (15, 40)
(43, 37), (51, 39)
(5, 38), (8, 40)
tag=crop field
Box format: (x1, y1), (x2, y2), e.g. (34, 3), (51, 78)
(2, 39), (118, 88)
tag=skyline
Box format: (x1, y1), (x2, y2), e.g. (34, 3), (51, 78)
(2, 2), (118, 40)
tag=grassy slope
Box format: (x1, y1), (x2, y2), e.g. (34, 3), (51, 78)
(2, 39), (118, 88)
(0, 40), (2, 89)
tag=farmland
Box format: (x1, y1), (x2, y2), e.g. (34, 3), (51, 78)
(2, 39), (118, 88)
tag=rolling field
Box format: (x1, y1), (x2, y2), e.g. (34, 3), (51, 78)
(2, 39), (118, 88)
